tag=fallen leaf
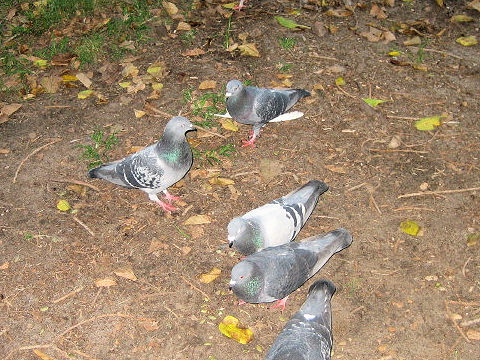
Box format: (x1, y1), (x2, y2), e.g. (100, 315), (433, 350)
(152, 82), (164, 91)
(114, 267), (137, 281)
(424, 275), (438, 281)
(325, 8), (353, 17)
(360, 26), (383, 42)
(450, 14), (474, 23)
(134, 109), (146, 118)
(56, 199), (71, 212)
(456, 36), (478, 46)
(1, 103), (22, 116)
(219, 315), (254, 344)
(335, 77), (345, 86)
(39, 76), (61, 93)
(76, 72), (92, 88)
(238, 43), (260, 57)
(119, 81), (131, 88)
(33, 350), (54, 360)
(184, 214), (212, 225)
(209, 177), (235, 186)
(400, 220), (420, 236)
(414, 115), (443, 131)
(435, 0), (444, 6)
(468, 0), (480, 12)
(388, 135), (401, 149)
(67, 184), (87, 196)
(404, 36), (422, 46)
(147, 240), (169, 253)
(33, 59), (48, 68)
(182, 48), (206, 56)
(388, 51), (402, 56)
(0, 262), (9, 270)
(62, 74), (78, 82)
(198, 267), (221, 283)
(147, 63), (166, 79)
(163, 1), (178, 16)
(324, 165), (347, 174)
(467, 233), (479, 247)
(259, 158), (283, 182)
(274, 16), (311, 29)
(140, 319), (159, 331)
(199, 80), (216, 90)
(122, 63), (139, 78)
(466, 329), (480, 341)
(177, 21), (191, 31)
(370, 4), (387, 19)
(78, 89), (95, 99)
(362, 98), (387, 107)
(95, 277), (117, 287)
(218, 118), (238, 131)
(0, 149), (10, 154)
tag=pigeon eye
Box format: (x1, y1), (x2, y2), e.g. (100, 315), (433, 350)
(240, 276), (244, 279)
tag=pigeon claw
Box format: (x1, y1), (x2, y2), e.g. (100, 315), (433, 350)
(241, 138), (256, 148)
(270, 297), (288, 312)
(156, 200), (178, 213)
(238, 300), (247, 306)
(164, 190), (180, 203)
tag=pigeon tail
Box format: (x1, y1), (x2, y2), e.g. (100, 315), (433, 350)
(268, 111), (305, 123)
(281, 180), (328, 207)
(87, 162), (129, 187)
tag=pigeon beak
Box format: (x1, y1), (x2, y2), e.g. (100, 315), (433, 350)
(225, 92), (232, 97)
(229, 280), (236, 290)
(227, 235), (235, 248)
(228, 242), (233, 248)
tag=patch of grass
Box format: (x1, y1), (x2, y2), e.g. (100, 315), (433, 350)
(76, 128), (119, 169)
(192, 91), (226, 125)
(224, 15), (232, 48)
(74, 33), (105, 65)
(0, 50), (31, 76)
(180, 30), (196, 45)
(34, 37), (71, 60)
(243, 79), (254, 86)
(279, 37), (296, 50)
(277, 62), (292, 72)
(344, 278), (362, 297)
(182, 88), (193, 103)
(193, 144), (236, 165)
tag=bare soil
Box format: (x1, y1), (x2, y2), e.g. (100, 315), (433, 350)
(1, 1), (480, 359)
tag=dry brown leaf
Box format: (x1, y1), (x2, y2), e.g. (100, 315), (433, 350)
(468, 0), (480, 12)
(33, 350), (54, 360)
(199, 80), (216, 90)
(383, 31), (396, 44)
(122, 63), (139, 78)
(0, 262), (9, 270)
(67, 184), (87, 197)
(147, 240), (169, 253)
(95, 277), (117, 287)
(177, 21), (191, 31)
(39, 76), (61, 94)
(209, 177), (235, 186)
(140, 319), (160, 331)
(466, 329), (480, 340)
(134, 109), (146, 118)
(163, 1), (178, 16)
(360, 26), (383, 42)
(198, 267), (221, 283)
(259, 159), (283, 182)
(182, 48), (206, 57)
(404, 36), (422, 46)
(325, 165), (347, 174)
(0, 149), (10, 154)
(228, 184), (240, 201)
(370, 4), (387, 19)
(189, 169), (211, 179)
(238, 43), (260, 57)
(184, 214), (212, 225)
(114, 267), (137, 281)
(75, 72), (92, 88)
(1, 103), (22, 116)
(325, 8), (353, 17)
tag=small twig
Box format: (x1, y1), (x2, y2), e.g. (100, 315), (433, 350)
(6, 344), (53, 360)
(409, 46), (463, 60)
(335, 84), (356, 98)
(163, 305), (179, 318)
(194, 125), (227, 139)
(346, 182), (367, 192)
(368, 148), (429, 154)
(393, 206), (435, 212)
(50, 179), (100, 191)
(368, 193), (382, 214)
(462, 256), (472, 278)
(350, 305), (365, 315)
(13, 139), (62, 183)
(233, 170), (259, 178)
(44, 105), (71, 109)
(56, 313), (134, 339)
(180, 275), (210, 300)
(72, 216), (95, 237)
(144, 103), (174, 118)
(444, 300), (471, 343)
(398, 186), (480, 199)
(448, 300), (480, 306)
(460, 317), (480, 328)
(314, 215), (341, 220)
(52, 286), (84, 304)
(386, 115), (420, 120)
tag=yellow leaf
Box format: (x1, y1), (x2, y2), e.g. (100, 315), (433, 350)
(56, 199), (71, 212)
(222, 2), (236, 8)
(198, 267), (221, 283)
(78, 89), (95, 99)
(435, 0), (444, 6)
(456, 36), (478, 46)
(450, 15), (474, 23)
(33, 59), (48, 67)
(62, 74), (78, 82)
(134, 109), (146, 118)
(218, 118), (238, 132)
(335, 77), (345, 86)
(467, 233), (479, 247)
(209, 177), (235, 186)
(95, 277), (117, 287)
(119, 81), (131, 88)
(414, 115), (443, 131)
(199, 80), (217, 90)
(219, 316), (254, 344)
(114, 267), (137, 281)
(147, 63), (165, 78)
(238, 43), (260, 57)
(184, 214), (212, 225)
(388, 51), (401, 56)
(152, 82), (164, 90)
(400, 220), (420, 236)
(33, 350), (54, 360)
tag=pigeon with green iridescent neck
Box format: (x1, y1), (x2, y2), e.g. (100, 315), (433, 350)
(229, 229), (352, 311)
(228, 180), (329, 255)
(87, 116), (196, 212)
(266, 280), (336, 360)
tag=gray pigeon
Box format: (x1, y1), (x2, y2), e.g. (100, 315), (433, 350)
(87, 116), (195, 212)
(228, 180), (329, 255)
(265, 280), (336, 360)
(223, 79), (310, 147)
(229, 229), (352, 310)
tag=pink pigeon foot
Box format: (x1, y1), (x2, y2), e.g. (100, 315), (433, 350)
(238, 300), (247, 306)
(163, 190), (180, 203)
(156, 200), (178, 213)
(233, 0), (247, 10)
(270, 296), (289, 312)
(241, 131), (257, 148)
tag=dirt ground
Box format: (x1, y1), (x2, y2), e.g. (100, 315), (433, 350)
(1, 1), (480, 359)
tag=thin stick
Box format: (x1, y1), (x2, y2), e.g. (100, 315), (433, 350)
(386, 115), (420, 120)
(50, 179), (100, 191)
(462, 256), (472, 278)
(460, 317), (480, 328)
(398, 186), (480, 199)
(335, 84), (356, 98)
(56, 313), (134, 339)
(72, 216), (95, 237)
(163, 305), (179, 318)
(393, 206), (435, 212)
(6, 344), (53, 360)
(180, 275), (210, 300)
(13, 139), (61, 183)
(233, 170), (259, 178)
(314, 215), (341, 220)
(52, 286), (84, 304)
(346, 182), (367, 192)
(444, 300), (471, 343)
(44, 105), (71, 109)
(368, 148), (429, 154)
(144, 103), (174, 118)
(194, 125), (228, 139)
(351, 305), (365, 315)
(409, 46), (463, 60)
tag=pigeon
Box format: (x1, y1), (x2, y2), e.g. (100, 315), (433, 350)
(229, 229), (352, 310)
(265, 280), (336, 360)
(221, 79), (311, 147)
(228, 180), (329, 255)
(87, 116), (196, 212)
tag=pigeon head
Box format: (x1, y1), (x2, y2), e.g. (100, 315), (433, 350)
(225, 80), (244, 98)
(163, 116), (196, 140)
(230, 260), (263, 302)
(227, 217), (258, 255)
